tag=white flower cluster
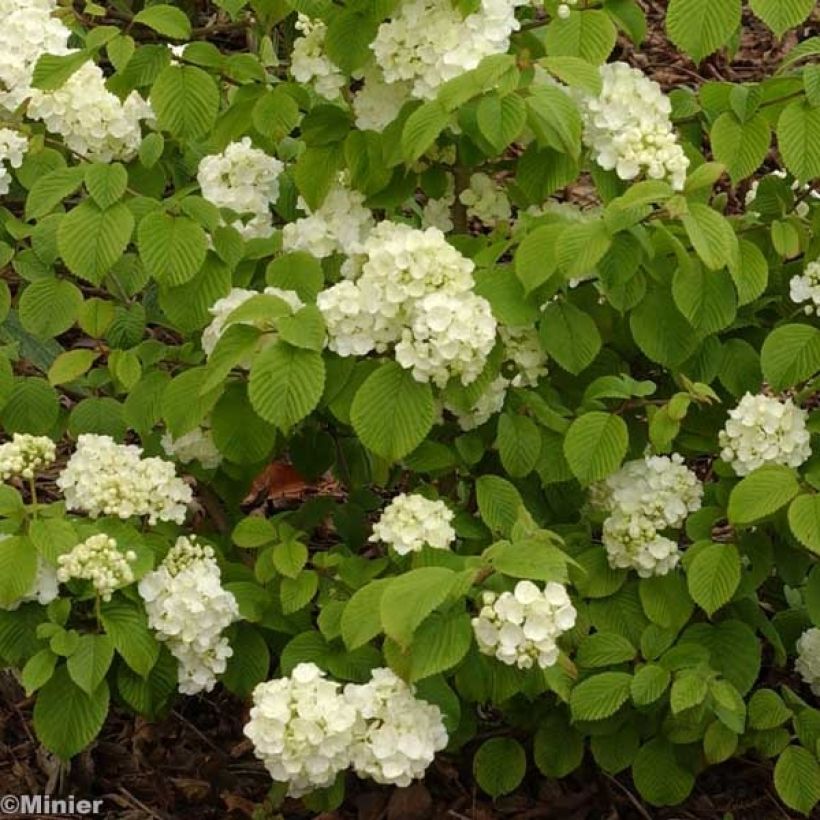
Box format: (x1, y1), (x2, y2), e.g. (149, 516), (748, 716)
(445, 374), (509, 430)
(245, 664), (447, 795)
(27, 61), (153, 162)
(161, 426), (222, 470)
(796, 628), (820, 696)
(245, 662), (361, 796)
(282, 182), (375, 259)
(369, 493), (455, 555)
(591, 454), (703, 577)
(319, 222), (497, 387)
(57, 434), (192, 525)
(472, 580), (577, 669)
(201, 286), (303, 358)
(344, 667), (448, 786)
(56, 534), (136, 602)
(0, 434), (56, 481)
(197, 138), (284, 239)
(500, 324), (548, 387)
(372, 0), (527, 100)
(576, 62), (689, 190)
(459, 173), (512, 225)
(790, 259), (820, 316)
(422, 189), (455, 233)
(290, 14), (346, 100)
(1, 549), (59, 611)
(746, 169), (820, 218)
(352, 65), (412, 132)
(139, 536), (239, 695)
(0, 128), (27, 196)
(718, 393), (812, 477)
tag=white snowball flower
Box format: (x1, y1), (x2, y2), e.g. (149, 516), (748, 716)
(0, 129), (27, 196)
(197, 138), (284, 237)
(57, 534), (136, 602)
(344, 667), (448, 787)
(56, 434), (192, 525)
(472, 580), (577, 669)
(27, 61), (153, 162)
(395, 290), (497, 387)
(500, 325), (548, 387)
(1, 551), (59, 611)
(290, 15), (346, 100)
(201, 286), (304, 358)
(352, 64), (412, 132)
(0, 434), (56, 480)
(591, 453), (703, 577)
(161, 426), (222, 470)
(718, 393), (812, 476)
(796, 628), (820, 696)
(139, 536), (239, 695)
(790, 259), (820, 316)
(372, 0), (528, 100)
(575, 62), (689, 190)
(444, 374), (509, 430)
(459, 173), (512, 225)
(244, 662), (362, 796)
(282, 182), (375, 259)
(369, 493), (456, 555)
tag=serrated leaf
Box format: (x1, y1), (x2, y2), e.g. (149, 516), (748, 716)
(19, 279), (83, 339)
(380, 567), (456, 648)
(84, 163), (128, 208)
(497, 413), (540, 477)
(564, 412), (628, 484)
(570, 671), (632, 720)
(687, 543), (741, 616)
(681, 202), (739, 271)
(539, 301), (601, 375)
(728, 465), (800, 525)
(476, 475), (524, 537)
(761, 323), (820, 390)
(749, 0), (816, 37)
(778, 101), (820, 183)
(25, 167), (85, 221)
(341, 579), (390, 650)
(133, 4), (191, 38)
(666, 0), (741, 63)
(402, 100), (450, 163)
(544, 10), (617, 64)
(138, 211), (207, 286)
(67, 634), (114, 695)
(474, 738), (526, 797)
(632, 738), (695, 806)
(789, 495), (820, 554)
(150, 65), (219, 139)
(710, 112), (770, 182)
(775, 746), (820, 816)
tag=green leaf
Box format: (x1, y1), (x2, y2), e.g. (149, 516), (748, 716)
(778, 101), (820, 183)
(293, 145), (344, 211)
(761, 324), (820, 390)
(539, 301), (601, 375)
(273, 539), (308, 579)
(30, 51), (90, 91)
(150, 65), (219, 139)
(681, 203), (739, 271)
(515, 224), (561, 293)
(541, 56), (602, 95)
(29, 518), (77, 564)
(33, 668), (109, 760)
(211, 382), (277, 464)
(22, 649), (58, 695)
(748, 689), (792, 730)
(0, 536), (37, 607)
(704, 719), (738, 764)
(248, 342), (325, 431)
(666, 0), (741, 63)
(133, 4), (192, 39)
(525, 85), (582, 157)
(630, 286), (699, 367)
(632, 739), (695, 806)
(222, 623), (270, 698)
(728, 465), (800, 525)
(58, 201), (134, 285)
(534, 711), (584, 777)
(476, 475), (524, 537)
(350, 361), (434, 461)
(476, 93), (526, 153)
(100, 598), (159, 678)
(280, 571), (318, 614)
(19, 279), (83, 339)
(84, 163), (128, 208)
(402, 100), (450, 163)
(672, 265), (736, 334)
(277, 306), (326, 351)
(670, 671), (708, 713)
(232, 516), (277, 549)
(474, 738), (526, 798)
(380, 567), (456, 648)
(570, 671), (632, 720)
(485, 538), (571, 583)
(407, 609), (473, 682)
(749, 0), (816, 36)
(576, 632), (636, 668)
(2, 378), (60, 435)
(544, 10), (617, 64)
(774, 746), (820, 816)
(789, 495), (820, 554)
(138, 212), (208, 286)
(631, 663), (670, 705)
(710, 112), (770, 182)
(564, 412), (628, 484)
(341, 579), (390, 650)
(732, 239), (768, 306)
(25, 166), (85, 221)
(323, 8), (378, 74)
(687, 543), (741, 616)
(67, 634), (115, 695)
(497, 413), (540, 477)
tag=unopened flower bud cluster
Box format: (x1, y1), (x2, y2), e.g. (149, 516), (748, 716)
(790, 259), (820, 316)
(245, 663), (447, 795)
(0, 129), (27, 196)
(576, 62), (689, 190)
(57, 434), (192, 525)
(161, 426), (222, 470)
(590, 454), (703, 577)
(796, 628), (820, 696)
(56, 534), (136, 602)
(138, 536), (239, 694)
(201, 286), (303, 360)
(0, 434), (56, 480)
(472, 580), (577, 669)
(369, 493), (456, 555)
(197, 137), (284, 239)
(718, 393), (812, 476)
(319, 221), (497, 387)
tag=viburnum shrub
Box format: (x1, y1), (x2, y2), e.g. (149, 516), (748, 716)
(1, 0), (820, 812)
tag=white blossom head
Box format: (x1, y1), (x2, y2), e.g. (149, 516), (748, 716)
(369, 493), (456, 555)
(796, 628), (820, 696)
(0, 434), (56, 481)
(56, 533), (136, 601)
